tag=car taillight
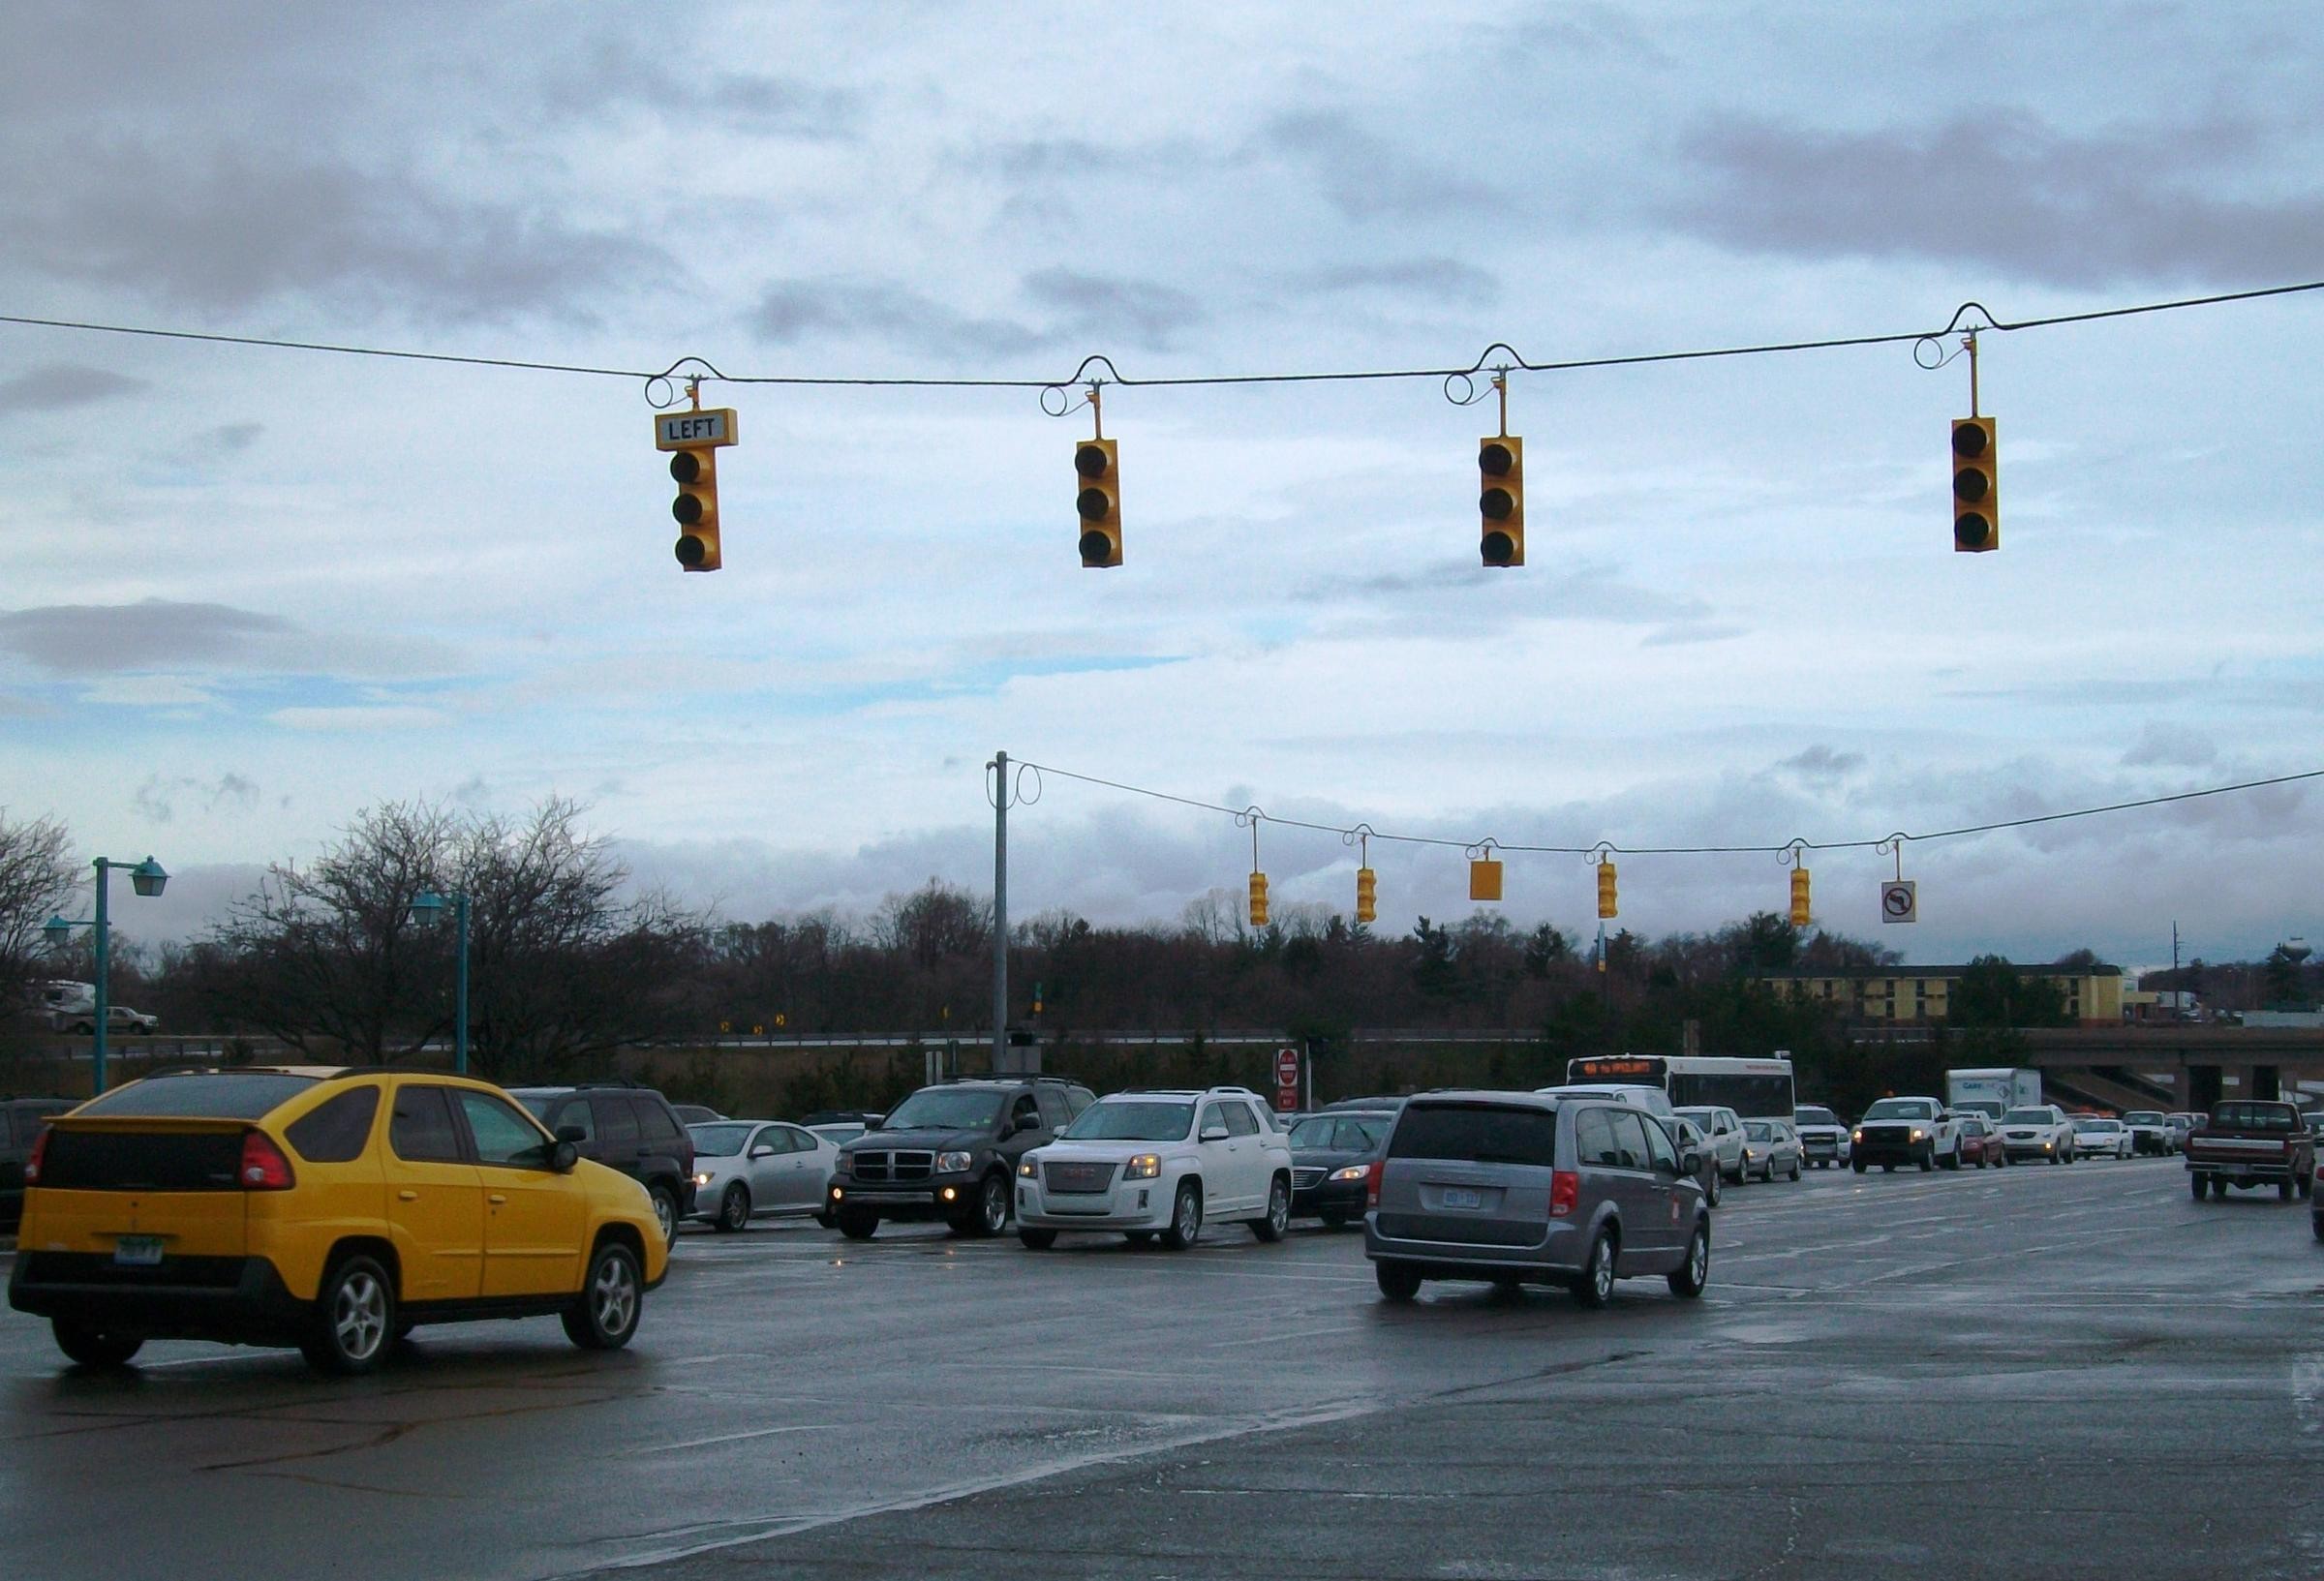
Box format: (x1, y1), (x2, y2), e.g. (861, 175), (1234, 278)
(1364, 1161), (1383, 1208)
(22, 1128), (47, 1185)
(1549, 1170), (1580, 1218)
(239, 1131), (296, 1191)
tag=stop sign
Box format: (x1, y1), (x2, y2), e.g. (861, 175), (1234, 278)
(1275, 1048), (1300, 1086)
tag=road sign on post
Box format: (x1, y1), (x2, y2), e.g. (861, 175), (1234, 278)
(1881, 880), (1918, 924)
(1275, 1047), (1301, 1111)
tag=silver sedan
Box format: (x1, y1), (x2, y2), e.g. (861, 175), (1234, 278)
(688, 1121), (842, 1231)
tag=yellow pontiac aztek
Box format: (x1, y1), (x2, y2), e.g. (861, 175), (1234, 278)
(8, 1067), (667, 1375)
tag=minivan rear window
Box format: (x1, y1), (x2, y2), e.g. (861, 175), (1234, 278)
(75, 1073), (320, 1119)
(1388, 1104), (1557, 1168)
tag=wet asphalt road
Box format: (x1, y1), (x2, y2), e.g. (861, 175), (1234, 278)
(3, 1155), (2320, 1580)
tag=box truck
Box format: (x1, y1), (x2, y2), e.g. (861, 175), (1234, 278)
(1946, 1067), (2041, 1120)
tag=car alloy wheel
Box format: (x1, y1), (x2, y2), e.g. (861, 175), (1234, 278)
(975, 1173), (1010, 1237)
(1162, 1182), (1203, 1250)
(650, 1184), (679, 1247)
(718, 1183), (750, 1231)
(304, 1255), (394, 1376)
(1253, 1176), (1290, 1242)
(1667, 1223), (1709, 1299)
(564, 1242), (642, 1351)
(1574, 1230), (1617, 1308)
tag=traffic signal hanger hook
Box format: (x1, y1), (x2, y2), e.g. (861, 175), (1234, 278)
(1236, 806), (1267, 870)
(643, 355), (728, 410)
(1911, 307), (1998, 415)
(1583, 840), (1617, 867)
(1875, 832), (1911, 882)
(1342, 823), (1375, 867)
(1778, 838), (1809, 870)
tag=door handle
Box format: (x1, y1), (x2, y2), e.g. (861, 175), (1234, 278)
(488, 1194), (508, 1205)
(398, 1190), (419, 1201)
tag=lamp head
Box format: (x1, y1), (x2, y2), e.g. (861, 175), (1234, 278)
(130, 856), (168, 898)
(410, 890), (447, 925)
(43, 914), (72, 950)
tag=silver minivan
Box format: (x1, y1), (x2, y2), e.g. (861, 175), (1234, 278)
(1365, 1090), (1710, 1307)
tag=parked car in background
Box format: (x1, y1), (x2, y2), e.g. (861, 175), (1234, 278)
(59, 1005), (158, 1035)
(827, 1077), (1095, 1240)
(1286, 1109), (1395, 1227)
(2071, 1115), (2134, 1160)
(1015, 1087), (1293, 1250)
(1668, 1117), (1724, 1206)
(801, 1110), (885, 1145)
(1673, 1106), (1747, 1184)
(2164, 1112), (2202, 1153)
(1366, 1091), (1709, 1307)
(687, 1120), (842, 1231)
(670, 1104), (725, 1126)
(1741, 1119), (1802, 1182)
(1793, 1105), (1851, 1169)
(2120, 1110), (2171, 1156)
(1851, 1097), (1960, 1172)
(508, 1083), (699, 1248)
(1536, 1083), (1673, 1119)
(1, 1098), (75, 1231)
(1998, 1105), (2076, 1165)
(1953, 1114), (2008, 1169)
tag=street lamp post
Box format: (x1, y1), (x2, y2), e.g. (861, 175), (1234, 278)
(43, 854), (168, 1096)
(409, 890), (470, 1075)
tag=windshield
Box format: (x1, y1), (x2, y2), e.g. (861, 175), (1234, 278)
(1743, 1121), (1778, 1140)
(881, 1089), (1007, 1131)
(688, 1123), (755, 1157)
(2002, 1109), (2054, 1125)
(2072, 1118), (2118, 1132)
(2123, 1111), (2164, 1124)
(1064, 1101), (1194, 1142)
(1861, 1099), (1934, 1121)
(1795, 1108), (1839, 1127)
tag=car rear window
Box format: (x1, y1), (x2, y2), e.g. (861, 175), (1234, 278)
(2211, 1103), (2297, 1131)
(1389, 1104), (1558, 1168)
(75, 1073), (321, 1119)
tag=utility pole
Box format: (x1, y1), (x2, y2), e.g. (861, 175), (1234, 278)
(991, 749), (1009, 1072)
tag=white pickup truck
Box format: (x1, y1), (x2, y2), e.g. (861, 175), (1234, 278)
(1850, 1096), (1963, 1172)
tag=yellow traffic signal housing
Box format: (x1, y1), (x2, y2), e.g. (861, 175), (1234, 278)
(1789, 867), (1812, 928)
(670, 446), (721, 571)
(1596, 860), (1618, 919)
(1479, 435), (1524, 567)
(1248, 871), (1269, 927)
(1469, 858), (1503, 902)
(1075, 439), (1122, 567)
(1952, 417), (1998, 553)
(1355, 867), (1377, 925)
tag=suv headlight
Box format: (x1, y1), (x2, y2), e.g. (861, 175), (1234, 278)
(1123, 1153), (1162, 1180)
(1910, 1129), (1926, 1141)
(936, 1150), (975, 1173)
(1329, 1165), (1368, 1182)
(1018, 1158), (1038, 1177)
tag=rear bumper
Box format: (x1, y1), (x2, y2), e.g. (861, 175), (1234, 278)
(9, 1252), (306, 1341)
(1364, 1215), (1581, 1280)
(2187, 1158), (2297, 1182)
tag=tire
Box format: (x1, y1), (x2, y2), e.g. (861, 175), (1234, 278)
(2050, 1147), (2064, 1166)
(1667, 1221), (1709, 1299)
(2191, 1172), (2210, 1201)
(837, 1209), (879, 1240)
(1488, 1275), (1524, 1299)
(1851, 1160), (1866, 1174)
(562, 1241), (643, 1351)
(1124, 1231), (1156, 1246)
(2213, 1177), (2231, 1199)
(1375, 1262), (1422, 1303)
(716, 1183), (750, 1232)
(1703, 1170), (1721, 1208)
(301, 1254), (395, 1376)
(1160, 1182), (1203, 1250)
(1251, 1176), (1290, 1242)
(1572, 1229), (1617, 1309)
(2282, 1177), (2297, 1202)
(1940, 1147), (1961, 1171)
(648, 1183), (680, 1249)
(1318, 1210), (1350, 1230)
(972, 1172), (1010, 1238)
(1018, 1228), (1057, 1250)
(1788, 1158), (1801, 1182)
(52, 1318), (143, 1368)
(2301, 1175), (2314, 1201)
(2313, 1214), (2324, 1243)
(1917, 1149), (1933, 1173)
(1882, 1164), (1896, 1173)
(1974, 1153), (1988, 1170)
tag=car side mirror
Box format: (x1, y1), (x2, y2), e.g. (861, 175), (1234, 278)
(1201, 1124), (1229, 1142)
(749, 1144), (776, 1160)
(1679, 1148), (1702, 1175)
(550, 1140), (579, 1173)
(557, 1124), (587, 1143)
(1014, 1113), (1043, 1135)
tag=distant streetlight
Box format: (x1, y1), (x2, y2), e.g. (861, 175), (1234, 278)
(408, 889), (470, 1075)
(43, 854), (168, 1095)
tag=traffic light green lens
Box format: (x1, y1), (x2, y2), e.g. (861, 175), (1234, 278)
(1481, 487), (1514, 521)
(1955, 514), (1992, 549)
(1076, 487), (1112, 521)
(1953, 469), (1989, 502)
(1479, 442), (1514, 476)
(1074, 444), (1110, 478)
(1079, 531), (1115, 564)
(675, 534), (707, 566)
(1482, 531), (1515, 565)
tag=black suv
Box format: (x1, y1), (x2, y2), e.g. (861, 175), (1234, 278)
(826, 1077), (1094, 1240)
(507, 1083), (696, 1247)
(2, 1098), (74, 1232)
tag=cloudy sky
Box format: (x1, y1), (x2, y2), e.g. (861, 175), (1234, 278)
(2, 1), (2319, 972)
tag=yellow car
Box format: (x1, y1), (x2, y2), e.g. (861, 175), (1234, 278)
(8, 1067), (667, 1374)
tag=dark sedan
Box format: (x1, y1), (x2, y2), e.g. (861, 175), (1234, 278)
(1288, 1110), (1396, 1228)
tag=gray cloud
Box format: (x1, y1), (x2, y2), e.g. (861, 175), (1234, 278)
(0, 144), (666, 321)
(539, 41), (862, 139)
(1257, 110), (1500, 220)
(2122, 723), (2219, 769)
(1024, 269), (1205, 351)
(1641, 621), (1748, 647)
(0, 600), (295, 674)
(134, 771), (261, 824)
(968, 136), (1205, 183)
(1779, 745), (1865, 782)
(752, 269), (1204, 358)
(1289, 258), (1503, 309)
(0, 363), (150, 415)
(1669, 109), (2324, 286)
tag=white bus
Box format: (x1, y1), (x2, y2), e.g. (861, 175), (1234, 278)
(1565, 1054), (1796, 1123)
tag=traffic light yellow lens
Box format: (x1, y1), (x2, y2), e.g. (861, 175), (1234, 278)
(1953, 468), (1989, 502)
(673, 492), (705, 525)
(1076, 487), (1112, 521)
(1480, 487), (1515, 521)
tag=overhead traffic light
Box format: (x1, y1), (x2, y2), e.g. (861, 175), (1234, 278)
(655, 405), (737, 573)
(1248, 871), (1269, 928)
(1951, 416), (1998, 553)
(1789, 867), (1812, 928)
(1479, 435), (1524, 567)
(1355, 867), (1377, 925)
(1596, 860), (1617, 920)
(1075, 439), (1121, 567)
(1470, 857), (1503, 902)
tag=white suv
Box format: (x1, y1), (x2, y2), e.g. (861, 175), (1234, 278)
(1015, 1087), (1294, 1250)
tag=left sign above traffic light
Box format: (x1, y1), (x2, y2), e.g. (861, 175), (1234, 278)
(655, 408), (739, 572)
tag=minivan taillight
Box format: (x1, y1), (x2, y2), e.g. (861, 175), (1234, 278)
(1549, 1170), (1580, 1218)
(1364, 1161), (1383, 1208)
(239, 1131), (296, 1191)
(22, 1128), (47, 1186)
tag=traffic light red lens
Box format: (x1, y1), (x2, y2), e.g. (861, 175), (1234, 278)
(1953, 468), (1990, 502)
(1479, 442), (1514, 476)
(672, 492), (704, 525)
(675, 534), (708, 567)
(1075, 444), (1111, 478)
(1076, 487), (1112, 521)
(669, 451), (703, 484)
(1482, 531), (1516, 566)
(1952, 423), (1989, 459)
(1955, 513), (1993, 550)
(1079, 531), (1113, 564)
(1481, 487), (1514, 521)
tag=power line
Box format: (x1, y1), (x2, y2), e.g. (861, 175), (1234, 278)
(3, 279), (2319, 397)
(1013, 760), (2324, 861)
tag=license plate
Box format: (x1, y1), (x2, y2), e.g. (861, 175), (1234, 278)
(113, 1236), (164, 1267)
(1442, 1186), (1483, 1209)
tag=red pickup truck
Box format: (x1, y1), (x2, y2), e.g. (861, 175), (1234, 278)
(2186, 1100), (2315, 1201)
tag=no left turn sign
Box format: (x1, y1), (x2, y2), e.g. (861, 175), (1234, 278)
(1881, 880), (1917, 924)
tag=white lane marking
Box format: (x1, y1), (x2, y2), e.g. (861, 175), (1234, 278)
(1208, 1322), (1365, 1350)
(631, 1423), (837, 1454)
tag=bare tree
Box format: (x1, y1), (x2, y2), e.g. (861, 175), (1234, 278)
(0, 809), (77, 1025)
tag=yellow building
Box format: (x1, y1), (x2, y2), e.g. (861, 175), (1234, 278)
(1758, 964), (2125, 1028)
